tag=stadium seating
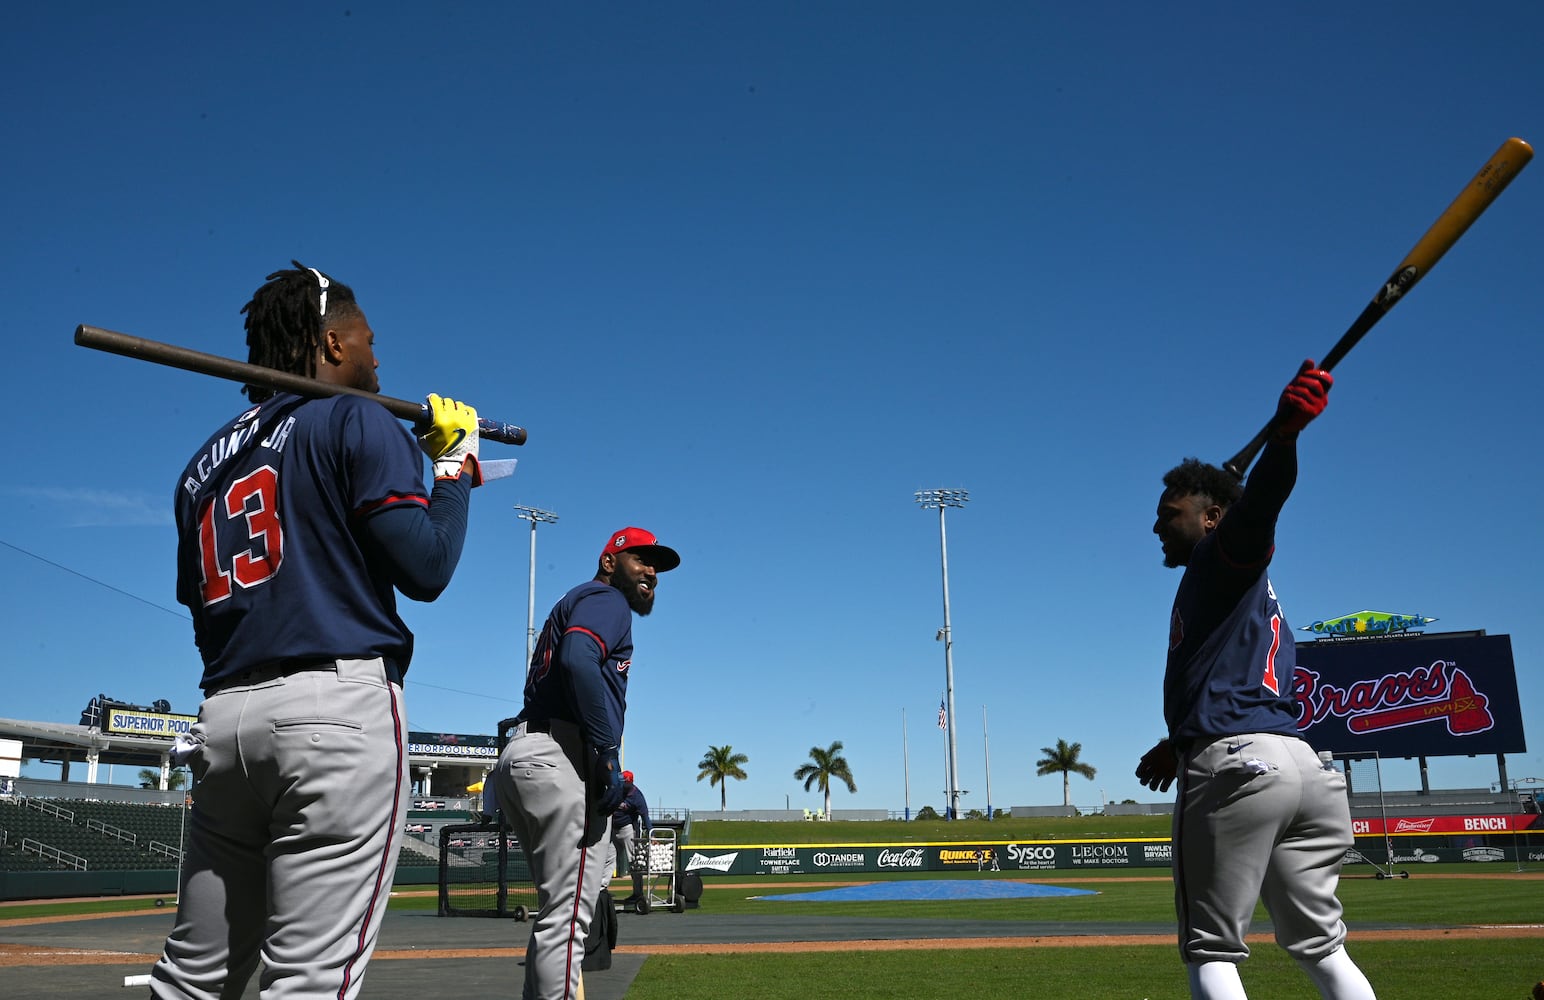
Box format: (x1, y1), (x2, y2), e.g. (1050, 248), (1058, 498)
(0, 799), (181, 871)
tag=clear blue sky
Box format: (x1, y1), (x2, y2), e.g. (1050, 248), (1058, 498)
(3, 4), (1540, 814)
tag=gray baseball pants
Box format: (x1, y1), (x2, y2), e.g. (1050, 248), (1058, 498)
(150, 658), (409, 1000)
(1175, 731), (1354, 965)
(609, 823), (642, 898)
(492, 719), (607, 1000)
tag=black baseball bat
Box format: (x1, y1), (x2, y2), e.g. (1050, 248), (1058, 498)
(74, 324), (528, 445)
(1223, 137), (1532, 481)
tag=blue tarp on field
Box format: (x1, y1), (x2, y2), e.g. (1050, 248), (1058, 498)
(754, 880), (1099, 902)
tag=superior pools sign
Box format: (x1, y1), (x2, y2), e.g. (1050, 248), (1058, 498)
(104, 708), (196, 738)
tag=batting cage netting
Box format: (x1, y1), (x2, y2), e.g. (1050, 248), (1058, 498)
(437, 821), (537, 919)
(1337, 751), (1408, 878)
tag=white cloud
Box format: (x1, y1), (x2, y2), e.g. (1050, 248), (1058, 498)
(6, 487), (173, 528)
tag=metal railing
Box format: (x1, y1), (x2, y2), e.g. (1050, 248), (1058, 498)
(20, 838), (87, 870)
(21, 797), (75, 822)
(148, 840), (184, 862)
(86, 818), (139, 844)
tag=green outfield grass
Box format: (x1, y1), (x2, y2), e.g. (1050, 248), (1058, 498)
(689, 868), (1541, 925)
(5, 866), (1537, 999)
(0, 896), (177, 921)
(625, 939), (1541, 1000)
(388, 864), (1540, 927)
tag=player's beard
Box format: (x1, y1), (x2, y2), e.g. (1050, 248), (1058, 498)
(615, 579), (654, 617)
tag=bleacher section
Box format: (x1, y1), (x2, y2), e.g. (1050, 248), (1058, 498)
(1349, 788), (1519, 818)
(1, 794), (473, 884)
(0, 798), (184, 872)
(393, 806), (478, 885)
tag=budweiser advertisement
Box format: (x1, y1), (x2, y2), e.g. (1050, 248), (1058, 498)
(1293, 631), (1525, 756)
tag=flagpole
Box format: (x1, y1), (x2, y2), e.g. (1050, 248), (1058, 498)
(983, 705), (993, 822)
(902, 709), (911, 822)
(939, 693), (948, 814)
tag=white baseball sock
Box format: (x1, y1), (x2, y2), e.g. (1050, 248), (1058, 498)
(1300, 946), (1377, 999)
(1187, 961), (1247, 1000)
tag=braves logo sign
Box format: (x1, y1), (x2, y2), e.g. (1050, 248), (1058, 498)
(1292, 660), (1495, 737)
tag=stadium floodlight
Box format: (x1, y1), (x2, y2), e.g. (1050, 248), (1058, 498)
(914, 489), (970, 819)
(513, 506), (560, 667)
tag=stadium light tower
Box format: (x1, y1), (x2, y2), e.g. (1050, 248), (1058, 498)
(915, 488), (969, 820)
(513, 505), (560, 667)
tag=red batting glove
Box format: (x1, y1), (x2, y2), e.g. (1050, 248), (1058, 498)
(1275, 359), (1333, 437)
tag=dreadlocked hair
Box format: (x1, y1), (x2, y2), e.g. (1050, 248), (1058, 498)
(239, 260), (360, 401)
(1162, 457), (1243, 509)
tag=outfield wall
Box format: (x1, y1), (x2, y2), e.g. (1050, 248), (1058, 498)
(681, 814), (1544, 877)
(5, 814), (1539, 898)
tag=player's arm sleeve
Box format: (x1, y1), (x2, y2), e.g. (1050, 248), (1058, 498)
(358, 475), (472, 602)
(638, 793), (651, 832)
(556, 629), (619, 748)
(1216, 435), (1297, 568)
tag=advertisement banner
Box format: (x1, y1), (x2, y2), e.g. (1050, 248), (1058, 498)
(681, 841), (1177, 876)
(1351, 814), (1542, 836)
(406, 731), (500, 759)
(1293, 632), (1525, 756)
(681, 828), (1538, 877)
(104, 708), (196, 738)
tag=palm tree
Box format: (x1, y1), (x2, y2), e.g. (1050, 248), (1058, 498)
(1035, 738), (1097, 807)
(793, 741), (857, 820)
(696, 744), (750, 809)
(138, 767), (190, 790)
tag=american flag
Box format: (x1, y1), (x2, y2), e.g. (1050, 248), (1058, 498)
(937, 698), (947, 730)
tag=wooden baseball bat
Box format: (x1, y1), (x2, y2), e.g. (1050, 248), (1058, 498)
(1223, 137), (1532, 480)
(74, 324), (528, 445)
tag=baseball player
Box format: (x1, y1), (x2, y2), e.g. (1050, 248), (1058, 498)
(1136, 361), (1376, 1000)
(609, 770), (651, 906)
(492, 527), (679, 1000)
(150, 262), (482, 1000)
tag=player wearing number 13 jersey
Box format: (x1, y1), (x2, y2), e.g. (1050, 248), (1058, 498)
(152, 263), (482, 1000)
(1135, 362), (1376, 1000)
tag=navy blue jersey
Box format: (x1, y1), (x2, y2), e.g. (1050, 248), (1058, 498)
(1163, 530), (1300, 749)
(612, 784), (650, 834)
(174, 393), (428, 690)
(522, 581), (633, 741)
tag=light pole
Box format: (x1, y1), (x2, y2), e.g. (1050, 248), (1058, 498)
(513, 505), (560, 667)
(915, 488), (969, 819)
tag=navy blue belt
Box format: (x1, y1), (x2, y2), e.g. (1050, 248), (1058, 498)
(209, 657), (402, 693)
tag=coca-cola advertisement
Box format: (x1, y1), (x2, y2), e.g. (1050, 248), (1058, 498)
(1293, 631), (1525, 757)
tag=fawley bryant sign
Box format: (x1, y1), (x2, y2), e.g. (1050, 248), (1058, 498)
(1293, 631), (1525, 757)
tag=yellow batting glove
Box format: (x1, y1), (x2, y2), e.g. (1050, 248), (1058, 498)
(417, 394), (482, 485)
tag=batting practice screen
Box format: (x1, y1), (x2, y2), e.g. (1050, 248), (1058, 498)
(1293, 631), (1525, 757)
(437, 821), (536, 919)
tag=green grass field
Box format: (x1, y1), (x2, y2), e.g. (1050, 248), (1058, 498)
(625, 939), (1541, 1000)
(6, 816), (1537, 998)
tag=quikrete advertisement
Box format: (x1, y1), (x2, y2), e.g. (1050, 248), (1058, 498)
(681, 821), (1541, 877)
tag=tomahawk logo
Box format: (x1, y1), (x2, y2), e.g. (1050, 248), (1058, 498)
(684, 851), (738, 873)
(1293, 661), (1495, 737)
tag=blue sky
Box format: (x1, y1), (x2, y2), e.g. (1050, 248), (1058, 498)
(3, 4), (1540, 815)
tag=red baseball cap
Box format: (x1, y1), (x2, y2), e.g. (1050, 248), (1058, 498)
(602, 527), (681, 572)
(622, 770), (634, 783)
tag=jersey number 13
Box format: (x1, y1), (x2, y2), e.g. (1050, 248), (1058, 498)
(196, 466), (283, 607)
